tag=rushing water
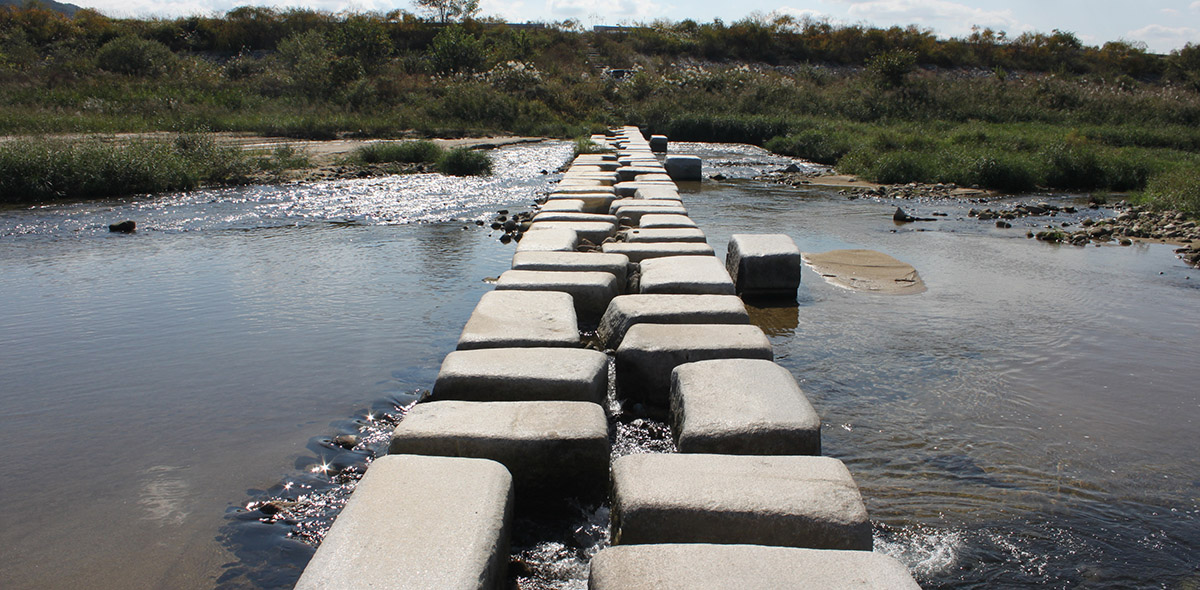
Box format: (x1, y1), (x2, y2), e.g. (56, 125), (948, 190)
(1, 141), (1198, 589)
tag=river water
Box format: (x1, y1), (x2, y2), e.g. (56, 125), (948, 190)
(1, 141), (1197, 589)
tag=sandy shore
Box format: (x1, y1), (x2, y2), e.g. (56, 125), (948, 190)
(802, 249), (927, 295)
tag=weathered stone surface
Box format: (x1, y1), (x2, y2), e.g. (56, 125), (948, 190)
(495, 269), (619, 324)
(457, 290), (580, 350)
(726, 234), (802, 299)
(546, 192), (616, 214)
(527, 221), (616, 245)
(670, 359), (820, 455)
(610, 453), (871, 550)
(634, 173), (674, 183)
(665, 155), (703, 181)
(649, 135), (668, 153)
(638, 214), (697, 229)
(633, 186), (681, 200)
(601, 242), (713, 263)
(597, 294), (749, 349)
(615, 323), (771, 406)
(617, 166), (667, 183)
(614, 181), (678, 197)
(552, 185), (616, 195)
(511, 251), (630, 292)
(294, 454), (512, 590)
(614, 205), (689, 226)
(573, 153), (617, 164)
(515, 228), (579, 253)
(558, 178), (609, 188)
(389, 401), (609, 502)
(622, 227), (707, 243)
(532, 212), (619, 225)
(432, 347), (608, 403)
(539, 199), (586, 213)
(589, 544), (920, 590)
(610, 197), (685, 213)
(638, 256), (734, 295)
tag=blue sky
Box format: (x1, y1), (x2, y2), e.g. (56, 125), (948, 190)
(74, 0), (1200, 53)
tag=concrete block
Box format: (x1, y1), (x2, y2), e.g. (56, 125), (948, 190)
(633, 186), (681, 200)
(638, 256), (734, 295)
(532, 212), (619, 225)
(389, 401), (609, 502)
(527, 221), (616, 245)
(511, 251), (630, 292)
(562, 172), (618, 185)
(558, 178), (609, 189)
(294, 454), (512, 590)
(589, 544), (921, 590)
(601, 242), (713, 263)
(614, 181), (677, 197)
(610, 453), (872, 550)
(457, 290), (580, 350)
(515, 228), (579, 253)
(540, 199), (586, 213)
(622, 228), (707, 243)
(617, 166), (667, 183)
(671, 359), (820, 455)
(649, 135), (668, 153)
(597, 294), (750, 349)
(613, 205), (689, 226)
(726, 233), (802, 299)
(573, 154), (617, 163)
(665, 155), (703, 181)
(495, 269), (619, 324)
(546, 192), (616, 214)
(638, 214), (697, 229)
(615, 323), (771, 406)
(634, 173), (674, 183)
(432, 347), (608, 403)
(610, 198), (685, 214)
(552, 185), (616, 195)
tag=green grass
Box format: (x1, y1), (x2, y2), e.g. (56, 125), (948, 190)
(351, 140), (443, 164)
(1137, 167), (1200, 217)
(436, 147), (492, 176)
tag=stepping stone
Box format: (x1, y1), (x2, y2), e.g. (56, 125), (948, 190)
(495, 269), (619, 324)
(665, 155), (702, 181)
(511, 251), (630, 292)
(389, 401), (610, 503)
(610, 453), (872, 550)
(514, 228), (578, 253)
(634, 186), (681, 200)
(615, 323), (771, 407)
(614, 181), (677, 197)
(622, 227), (707, 243)
(588, 544), (921, 590)
(638, 256), (734, 295)
(574, 154), (617, 163)
(638, 214), (697, 229)
(726, 233), (802, 299)
(559, 179), (609, 188)
(552, 185), (616, 195)
(602, 242), (713, 263)
(546, 192), (616, 214)
(609, 197), (684, 214)
(634, 173), (674, 183)
(457, 290), (579, 350)
(617, 166), (667, 182)
(671, 359), (820, 455)
(294, 454), (512, 590)
(649, 135), (668, 153)
(613, 205), (689, 226)
(539, 199), (586, 213)
(527, 220), (616, 245)
(432, 347), (609, 403)
(532, 212), (618, 225)
(597, 294), (750, 349)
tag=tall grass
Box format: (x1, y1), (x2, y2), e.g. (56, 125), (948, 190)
(352, 140), (443, 164)
(1139, 168), (1200, 217)
(436, 147), (492, 176)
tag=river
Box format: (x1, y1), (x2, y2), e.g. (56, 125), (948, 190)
(0, 140), (1197, 589)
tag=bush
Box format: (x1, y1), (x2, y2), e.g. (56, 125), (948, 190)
(437, 146), (492, 176)
(354, 140), (443, 164)
(765, 129), (851, 165)
(662, 113), (790, 144)
(961, 153), (1039, 193)
(572, 136), (607, 156)
(96, 36), (176, 77)
(428, 25), (486, 75)
(1140, 167), (1200, 217)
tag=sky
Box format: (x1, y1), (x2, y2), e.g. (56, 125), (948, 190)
(71, 0), (1200, 54)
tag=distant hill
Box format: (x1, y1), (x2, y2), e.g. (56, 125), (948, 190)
(0, 0), (83, 16)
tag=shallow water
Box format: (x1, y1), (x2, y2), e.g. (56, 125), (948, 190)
(1, 141), (1198, 589)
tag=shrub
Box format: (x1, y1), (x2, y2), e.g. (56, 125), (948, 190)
(428, 25), (486, 75)
(961, 153), (1039, 193)
(1140, 167), (1200, 217)
(867, 50), (918, 89)
(765, 129), (851, 165)
(437, 146), (492, 175)
(96, 36), (176, 77)
(572, 136), (607, 156)
(354, 140), (443, 164)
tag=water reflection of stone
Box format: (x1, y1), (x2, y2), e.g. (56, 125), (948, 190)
(745, 302), (800, 337)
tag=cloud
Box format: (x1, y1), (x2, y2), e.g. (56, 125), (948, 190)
(1126, 23), (1200, 53)
(480, 0), (525, 21)
(1192, 1), (1200, 11)
(547, 0), (664, 21)
(832, 0), (1027, 37)
(775, 7), (834, 22)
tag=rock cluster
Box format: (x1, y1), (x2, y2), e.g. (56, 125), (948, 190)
(968, 201), (1081, 220)
(846, 182), (964, 199)
(485, 209), (534, 244)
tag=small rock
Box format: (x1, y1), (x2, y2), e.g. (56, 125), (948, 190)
(109, 220), (136, 233)
(893, 207), (915, 223)
(332, 434), (360, 449)
(996, 220), (1012, 229)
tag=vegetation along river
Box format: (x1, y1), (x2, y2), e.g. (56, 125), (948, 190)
(1, 141), (1197, 589)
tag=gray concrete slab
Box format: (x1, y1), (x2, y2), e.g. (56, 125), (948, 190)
(610, 453), (872, 550)
(553, 185), (617, 195)
(617, 166), (667, 183)
(614, 181), (678, 197)
(597, 294), (750, 349)
(671, 359), (820, 455)
(615, 323), (771, 406)
(546, 192), (616, 214)
(294, 454), (512, 590)
(457, 290), (580, 350)
(633, 186), (681, 200)
(638, 214), (697, 229)
(432, 347), (609, 403)
(389, 401), (609, 502)
(511, 251), (630, 292)
(609, 198), (685, 214)
(726, 233), (802, 299)
(613, 205), (689, 226)
(638, 256), (734, 295)
(495, 269), (619, 324)
(634, 173), (674, 183)
(527, 221), (616, 245)
(649, 135), (668, 153)
(665, 155), (703, 181)
(532, 212), (619, 225)
(540, 199), (586, 213)
(622, 227), (707, 243)
(515, 228), (579, 253)
(588, 544), (921, 590)
(601, 242), (714, 263)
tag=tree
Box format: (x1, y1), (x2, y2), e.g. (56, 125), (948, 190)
(413, 0), (479, 23)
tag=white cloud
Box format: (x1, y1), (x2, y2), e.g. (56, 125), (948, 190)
(832, 0), (1027, 37)
(547, 0), (665, 21)
(480, 0), (526, 21)
(1191, 1), (1200, 11)
(775, 7), (834, 22)
(1126, 23), (1200, 53)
